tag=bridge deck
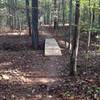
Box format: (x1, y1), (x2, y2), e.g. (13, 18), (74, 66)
(45, 38), (62, 56)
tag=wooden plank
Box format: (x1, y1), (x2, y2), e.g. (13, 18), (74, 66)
(45, 38), (62, 56)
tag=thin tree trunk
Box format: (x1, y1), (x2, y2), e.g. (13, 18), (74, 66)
(62, 0), (65, 26)
(92, 3), (95, 27)
(11, 0), (16, 30)
(47, 1), (50, 24)
(7, 0), (13, 30)
(54, 0), (58, 29)
(87, 0), (92, 51)
(44, 0), (46, 24)
(13, 0), (16, 30)
(26, 0), (31, 36)
(69, 0), (73, 51)
(58, 1), (60, 25)
(99, 1), (100, 25)
(14, 0), (17, 30)
(70, 0), (80, 76)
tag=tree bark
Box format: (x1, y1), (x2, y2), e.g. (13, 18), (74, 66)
(31, 0), (39, 50)
(92, 3), (95, 27)
(62, 0), (65, 26)
(69, 0), (73, 51)
(54, 0), (58, 29)
(99, 1), (100, 25)
(87, 0), (92, 51)
(26, 0), (31, 36)
(70, 0), (80, 76)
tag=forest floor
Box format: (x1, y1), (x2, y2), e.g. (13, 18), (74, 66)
(0, 27), (100, 100)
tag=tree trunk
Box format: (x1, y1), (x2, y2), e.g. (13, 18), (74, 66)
(31, 0), (39, 50)
(58, 1), (60, 25)
(47, 1), (50, 24)
(69, 0), (73, 51)
(13, 0), (16, 29)
(99, 1), (100, 25)
(14, 0), (17, 29)
(70, 0), (80, 76)
(44, 0), (46, 24)
(7, 0), (13, 30)
(92, 3), (95, 27)
(54, 0), (58, 29)
(26, 0), (31, 36)
(87, 0), (92, 51)
(62, 0), (65, 26)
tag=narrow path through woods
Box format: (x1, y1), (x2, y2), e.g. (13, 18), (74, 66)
(0, 28), (100, 100)
(0, 28), (66, 100)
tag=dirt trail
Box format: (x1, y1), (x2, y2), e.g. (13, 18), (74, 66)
(0, 29), (66, 100)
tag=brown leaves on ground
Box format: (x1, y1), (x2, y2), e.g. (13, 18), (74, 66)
(0, 28), (100, 100)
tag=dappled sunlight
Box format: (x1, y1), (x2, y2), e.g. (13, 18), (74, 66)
(34, 94), (53, 99)
(7, 32), (20, 35)
(40, 31), (51, 37)
(6, 32), (27, 36)
(19, 76), (33, 84)
(0, 31), (27, 36)
(0, 69), (28, 81)
(0, 62), (12, 66)
(0, 69), (33, 84)
(1, 74), (10, 80)
(35, 78), (56, 84)
(0, 69), (58, 85)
